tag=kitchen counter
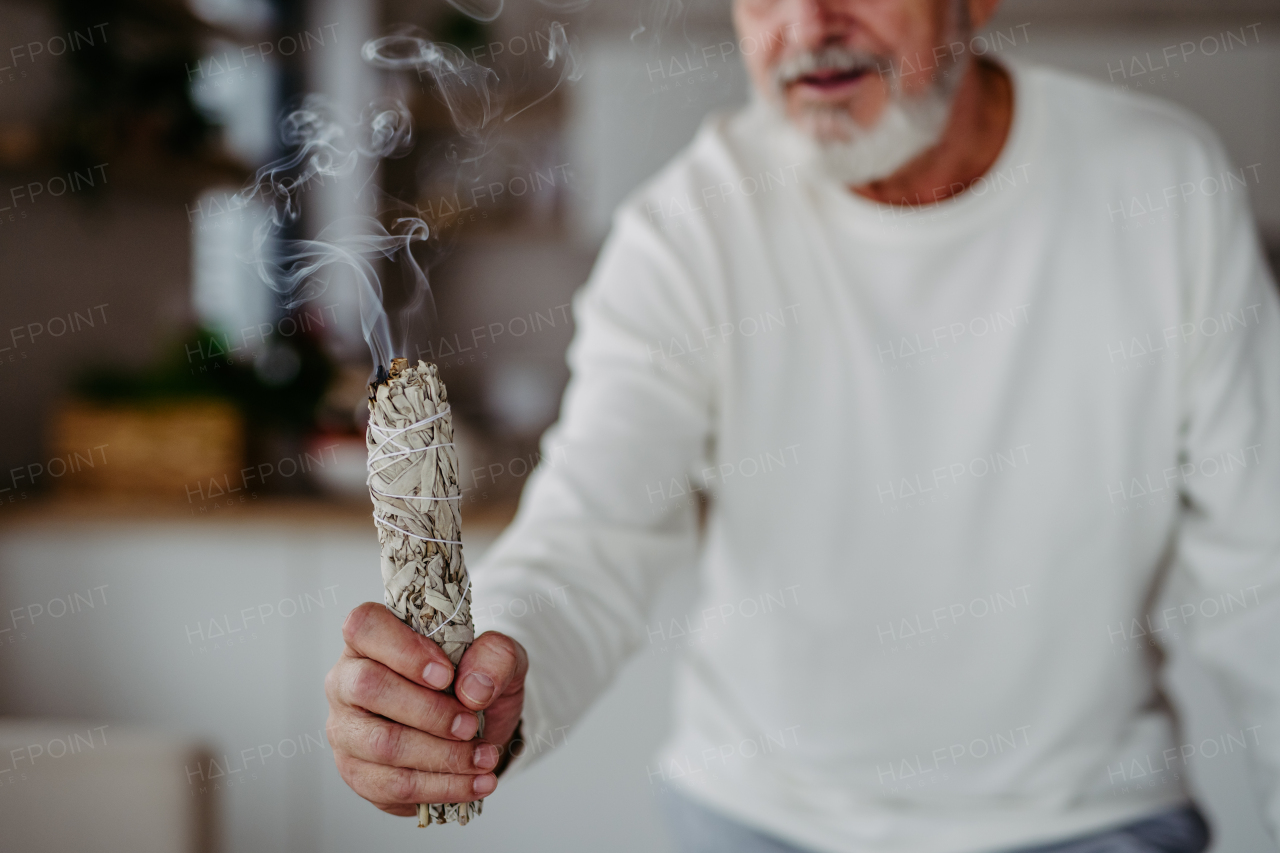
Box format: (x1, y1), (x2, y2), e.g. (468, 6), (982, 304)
(0, 494), (518, 531)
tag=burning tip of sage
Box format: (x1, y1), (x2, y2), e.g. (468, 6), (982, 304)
(370, 357), (414, 399)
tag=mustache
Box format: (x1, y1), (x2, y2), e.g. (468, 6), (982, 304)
(771, 45), (886, 89)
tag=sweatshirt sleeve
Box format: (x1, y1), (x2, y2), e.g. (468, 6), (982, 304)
(469, 203), (718, 773)
(1164, 144), (1280, 837)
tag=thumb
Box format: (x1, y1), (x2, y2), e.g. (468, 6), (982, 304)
(456, 632), (527, 750)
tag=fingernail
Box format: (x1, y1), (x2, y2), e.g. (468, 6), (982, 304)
(459, 673), (495, 705)
(474, 743), (498, 770)
(423, 662), (451, 690)
(472, 774), (496, 795)
(451, 713), (478, 740)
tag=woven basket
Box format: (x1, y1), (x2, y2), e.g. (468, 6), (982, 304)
(51, 400), (243, 499)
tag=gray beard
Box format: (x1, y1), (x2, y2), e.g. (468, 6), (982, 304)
(762, 61), (968, 187)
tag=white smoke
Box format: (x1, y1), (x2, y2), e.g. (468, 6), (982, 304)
(235, 18), (583, 375)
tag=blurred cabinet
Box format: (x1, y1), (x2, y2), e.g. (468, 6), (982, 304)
(0, 510), (380, 853)
(0, 505), (679, 853)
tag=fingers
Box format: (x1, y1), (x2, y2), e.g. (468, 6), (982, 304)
(455, 632), (528, 712)
(335, 752), (497, 809)
(343, 602), (456, 690)
(330, 708), (501, 775)
(329, 607), (520, 818)
(328, 655), (480, 741)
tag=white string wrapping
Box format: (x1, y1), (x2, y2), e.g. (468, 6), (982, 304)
(366, 358), (483, 827)
(372, 515), (463, 546)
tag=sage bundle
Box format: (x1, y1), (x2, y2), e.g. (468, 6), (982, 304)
(367, 357), (482, 827)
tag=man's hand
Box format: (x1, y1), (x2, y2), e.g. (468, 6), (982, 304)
(325, 602), (527, 816)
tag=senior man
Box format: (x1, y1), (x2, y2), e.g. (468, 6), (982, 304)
(325, 0), (1280, 850)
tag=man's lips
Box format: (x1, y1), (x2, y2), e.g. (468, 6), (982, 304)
(789, 67), (872, 95)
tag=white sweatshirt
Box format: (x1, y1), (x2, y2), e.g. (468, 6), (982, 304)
(472, 60), (1280, 853)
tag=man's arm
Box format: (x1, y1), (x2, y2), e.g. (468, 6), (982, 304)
(470, 204), (720, 773)
(1164, 140), (1280, 837)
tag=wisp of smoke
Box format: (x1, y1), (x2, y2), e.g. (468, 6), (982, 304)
(364, 22), (582, 225)
(234, 94), (429, 373)
(236, 17), (586, 376)
(505, 21), (582, 122)
(363, 26), (501, 151)
(631, 0), (688, 47)
(439, 0), (591, 22)
(444, 0), (504, 23)
(534, 0), (593, 11)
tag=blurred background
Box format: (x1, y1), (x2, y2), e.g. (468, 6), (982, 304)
(0, 0), (1278, 850)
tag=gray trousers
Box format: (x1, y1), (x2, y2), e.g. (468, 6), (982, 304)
(659, 791), (1210, 853)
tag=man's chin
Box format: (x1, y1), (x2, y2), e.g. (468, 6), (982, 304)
(756, 89), (953, 187)
(787, 103), (865, 145)
(759, 97), (862, 153)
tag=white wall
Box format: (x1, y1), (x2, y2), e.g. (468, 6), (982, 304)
(567, 28), (749, 242)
